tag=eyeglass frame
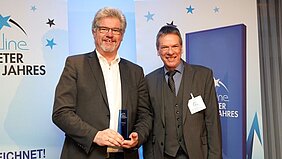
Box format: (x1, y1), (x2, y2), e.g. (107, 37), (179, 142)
(95, 25), (123, 35)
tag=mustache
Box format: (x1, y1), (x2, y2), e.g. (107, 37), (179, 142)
(103, 38), (116, 42)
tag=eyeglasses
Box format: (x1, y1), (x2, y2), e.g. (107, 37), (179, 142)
(96, 26), (122, 35)
(159, 45), (181, 52)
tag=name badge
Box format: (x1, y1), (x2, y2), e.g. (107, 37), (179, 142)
(188, 93), (206, 114)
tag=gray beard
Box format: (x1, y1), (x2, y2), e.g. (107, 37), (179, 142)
(101, 43), (116, 53)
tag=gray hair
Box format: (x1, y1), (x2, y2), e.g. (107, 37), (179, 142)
(92, 7), (127, 34)
(156, 25), (182, 49)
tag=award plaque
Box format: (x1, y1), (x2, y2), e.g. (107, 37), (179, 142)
(118, 109), (130, 140)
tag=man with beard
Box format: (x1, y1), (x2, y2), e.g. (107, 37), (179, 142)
(52, 7), (152, 159)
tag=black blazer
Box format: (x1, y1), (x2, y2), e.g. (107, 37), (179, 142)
(143, 60), (222, 159)
(52, 51), (152, 159)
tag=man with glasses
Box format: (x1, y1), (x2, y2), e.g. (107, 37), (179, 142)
(143, 25), (222, 159)
(52, 7), (152, 159)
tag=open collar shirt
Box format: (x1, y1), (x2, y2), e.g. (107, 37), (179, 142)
(96, 50), (122, 132)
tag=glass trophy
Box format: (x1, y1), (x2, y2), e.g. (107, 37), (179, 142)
(118, 109), (130, 140)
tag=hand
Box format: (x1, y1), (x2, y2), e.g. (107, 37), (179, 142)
(93, 129), (124, 147)
(121, 132), (138, 149)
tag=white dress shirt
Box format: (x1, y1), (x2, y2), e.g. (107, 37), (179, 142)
(97, 51), (122, 133)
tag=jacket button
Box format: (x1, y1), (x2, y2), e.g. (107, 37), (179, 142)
(161, 142), (164, 146)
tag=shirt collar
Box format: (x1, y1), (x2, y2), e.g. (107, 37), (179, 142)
(164, 60), (184, 75)
(96, 49), (120, 65)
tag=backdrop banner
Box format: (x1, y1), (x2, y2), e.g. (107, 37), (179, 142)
(186, 24), (246, 158)
(0, 0), (68, 158)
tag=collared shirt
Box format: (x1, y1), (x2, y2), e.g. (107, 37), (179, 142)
(164, 61), (184, 96)
(96, 50), (121, 132)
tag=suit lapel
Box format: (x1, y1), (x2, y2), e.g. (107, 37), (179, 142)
(119, 59), (129, 110)
(157, 68), (166, 127)
(87, 51), (109, 106)
(182, 63), (194, 124)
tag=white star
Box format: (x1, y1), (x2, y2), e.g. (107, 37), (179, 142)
(214, 77), (220, 87)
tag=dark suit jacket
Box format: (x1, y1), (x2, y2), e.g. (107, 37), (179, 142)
(52, 51), (152, 159)
(143, 60), (222, 159)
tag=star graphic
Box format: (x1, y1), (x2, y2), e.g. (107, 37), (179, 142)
(186, 5), (195, 14)
(166, 21), (177, 27)
(214, 77), (220, 87)
(46, 19), (55, 27)
(214, 77), (229, 92)
(214, 7), (220, 13)
(45, 38), (57, 49)
(31, 5), (37, 12)
(0, 15), (11, 30)
(144, 11), (155, 22)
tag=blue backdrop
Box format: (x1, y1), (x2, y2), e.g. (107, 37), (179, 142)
(186, 24), (246, 159)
